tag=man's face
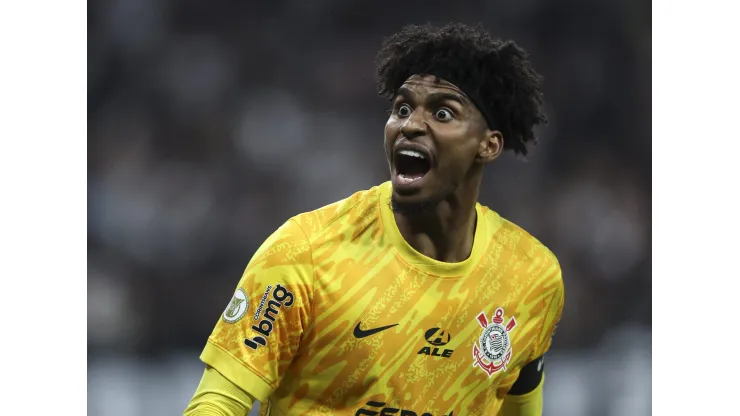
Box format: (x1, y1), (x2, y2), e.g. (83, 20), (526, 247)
(384, 74), (500, 211)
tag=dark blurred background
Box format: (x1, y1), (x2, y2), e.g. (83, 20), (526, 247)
(87, 0), (651, 415)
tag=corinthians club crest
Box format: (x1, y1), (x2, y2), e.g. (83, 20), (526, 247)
(472, 307), (517, 377)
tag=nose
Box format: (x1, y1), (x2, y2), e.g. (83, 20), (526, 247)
(400, 108), (427, 139)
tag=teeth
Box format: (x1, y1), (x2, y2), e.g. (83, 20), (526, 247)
(398, 149), (426, 160)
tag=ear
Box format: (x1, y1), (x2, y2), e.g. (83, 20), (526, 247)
(477, 130), (504, 164)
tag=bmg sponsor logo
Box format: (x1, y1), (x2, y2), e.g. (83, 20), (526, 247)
(244, 284), (294, 349)
(355, 400), (453, 416)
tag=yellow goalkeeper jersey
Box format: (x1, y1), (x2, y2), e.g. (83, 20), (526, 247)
(201, 181), (564, 416)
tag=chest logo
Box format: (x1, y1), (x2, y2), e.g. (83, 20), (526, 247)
(472, 307), (517, 377)
(353, 322), (398, 339)
(417, 327), (454, 358)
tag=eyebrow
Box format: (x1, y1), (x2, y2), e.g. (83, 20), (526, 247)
(396, 86), (470, 107)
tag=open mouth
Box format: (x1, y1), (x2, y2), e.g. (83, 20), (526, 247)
(394, 149), (431, 184)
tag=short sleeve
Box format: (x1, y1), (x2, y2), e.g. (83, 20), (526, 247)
(200, 219), (314, 402)
(530, 266), (564, 360)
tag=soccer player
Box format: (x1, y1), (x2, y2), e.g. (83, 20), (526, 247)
(184, 22), (564, 416)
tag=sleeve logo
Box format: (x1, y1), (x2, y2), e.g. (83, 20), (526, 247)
(472, 307), (517, 377)
(244, 284), (294, 350)
(222, 288), (249, 324)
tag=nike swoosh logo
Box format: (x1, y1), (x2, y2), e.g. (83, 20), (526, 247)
(353, 322), (398, 339)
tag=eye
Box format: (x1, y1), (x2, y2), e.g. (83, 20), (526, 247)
(397, 104), (412, 117)
(434, 108), (454, 121)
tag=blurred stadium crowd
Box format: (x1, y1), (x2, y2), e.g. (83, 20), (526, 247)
(88, 0), (651, 414)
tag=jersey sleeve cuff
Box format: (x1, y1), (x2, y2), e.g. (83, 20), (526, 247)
(200, 339), (275, 402)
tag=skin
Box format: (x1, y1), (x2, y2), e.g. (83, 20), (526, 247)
(384, 74), (504, 263)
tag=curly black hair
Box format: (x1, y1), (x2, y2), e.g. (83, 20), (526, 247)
(376, 22), (547, 156)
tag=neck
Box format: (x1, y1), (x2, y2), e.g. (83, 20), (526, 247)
(393, 180), (480, 263)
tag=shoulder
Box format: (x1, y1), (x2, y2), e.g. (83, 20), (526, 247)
(289, 183), (385, 241)
(479, 206), (562, 288)
(251, 183), (384, 270)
